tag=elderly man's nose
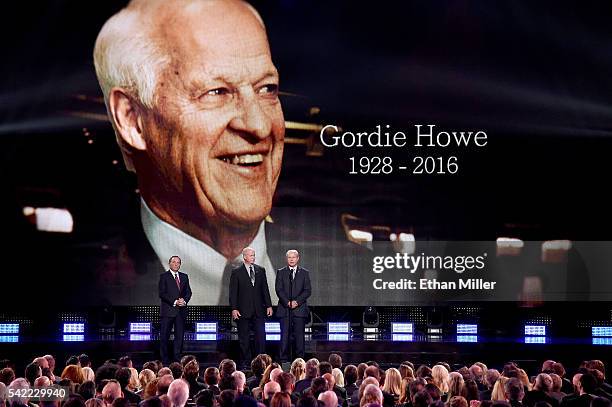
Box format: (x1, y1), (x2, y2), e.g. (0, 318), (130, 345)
(231, 99), (272, 140)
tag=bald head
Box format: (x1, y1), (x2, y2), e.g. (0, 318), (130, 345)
(102, 381), (122, 404)
(318, 391), (338, 407)
(270, 368), (283, 383)
(264, 381), (280, 400)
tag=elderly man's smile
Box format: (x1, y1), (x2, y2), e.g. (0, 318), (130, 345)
(219, 153), (265, 167)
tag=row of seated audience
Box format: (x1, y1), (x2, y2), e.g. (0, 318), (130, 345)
(0, 354), (610, 407)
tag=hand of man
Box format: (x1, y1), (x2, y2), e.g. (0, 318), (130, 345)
(290, 300), (298, 309)
(177, 298), (186, 306)
(266, 307), (273, 317)
(232, 309), (241, 320)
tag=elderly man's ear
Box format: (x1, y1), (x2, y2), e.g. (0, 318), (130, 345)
(109, 87), (147, 151)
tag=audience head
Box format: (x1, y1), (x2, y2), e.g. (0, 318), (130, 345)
(448, 396), (468, 407)
(306, 359), (320, 379)
(252, 357), (266, 377)
(157, 374), (174, 395)
(412, 389), (432, 407)
(344, 365), (358, 386)
(168, 379), (189, 407)
(318, 391), (338, 407)
(329, 354), (342, 370)
(271, 392), (292, 407)
(362, 384), (383, 407)
(204, 367), (220, 386)
(270, 368), (283, 383)
(311, 377), (328, 398)
(0, 368), (15, 386)
(291, 359), (306, 382)
(383, 368), (401, 395)
(219, 389), (236, 407)
(277, 372), (295, 393)
(102, 381), (122, 405)
(233, 370), (247, 393)
(264, 380), (281, 400)
(220, 359), (237, 378)
(319, 362), (333, 376)
(431, 365), (449, 393)
(504, 378), (524, 402)
(364, 366), (380, 381)
(25, 362), (42, 386)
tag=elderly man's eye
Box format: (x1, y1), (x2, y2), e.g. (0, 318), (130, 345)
(205, 88), (231, 96)
(257, 84), (279, 96)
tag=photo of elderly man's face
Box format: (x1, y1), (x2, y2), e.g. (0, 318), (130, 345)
(136, 1), (284, 231)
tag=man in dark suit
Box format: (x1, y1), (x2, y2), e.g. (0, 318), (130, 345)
(275, 249), (311, 362)
(229, 247), (273, 368)
(159, 255), (192, 364)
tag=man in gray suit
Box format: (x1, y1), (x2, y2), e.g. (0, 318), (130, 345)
(276, 249), (312, 362)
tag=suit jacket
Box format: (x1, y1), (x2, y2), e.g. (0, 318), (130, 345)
(275, 266), (311, 318)
(229, 263), (272, 318)
(158, 271), (192, 317)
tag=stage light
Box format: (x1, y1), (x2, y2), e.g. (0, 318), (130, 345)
(524, 325), (546, 336)
(63, 323), (85, 333)
(592, 326), (612, 337)
(524, 336), (547, 344)
(496, 237), (523, 256)
(196, 322), (218, 333)
(392, 323), (414, 334)
(364, 333), (378, 340)
(129, 322), (151, 333)
(390, 232), (416, 254)
(327, 333), (350, 341)
(63, 334), (84, 342)
(348, 229), (373, 243)
(196, 333), (217, 341)
(0, 336), (19, 343)
(328, 322), (350, 333)
(456, 335), (478, 343)
(392, 334), (414, 342)
(129, 334), (151, 341)
(456, 324), (478, 334)
(266, 334), (281, 341)
(541, 240), (572, 263)
(265, 322), (281, 333)
(0, 324), (19, 334)
(23, 207), (74, 233)
(427, 328), (443, 334)
(592, 338), (612, 346)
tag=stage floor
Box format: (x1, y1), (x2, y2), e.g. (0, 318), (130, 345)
(2, 332), (611, 372)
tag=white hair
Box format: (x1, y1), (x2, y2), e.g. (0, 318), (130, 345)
(318, 391), (338, 407)
(286, 249), (299, 257)
(168, 379), (190, 407)
(242, 247), (255, 257)
(8, 378), (30, 404)
(93, 0), (266, 172)
(232, 370), (246, 390)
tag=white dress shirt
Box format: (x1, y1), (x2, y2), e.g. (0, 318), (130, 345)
(141, 199), (277, 305)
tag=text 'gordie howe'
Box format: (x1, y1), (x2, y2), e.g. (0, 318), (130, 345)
(319, 124), (488, 176)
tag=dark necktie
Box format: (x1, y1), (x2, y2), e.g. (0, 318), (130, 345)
(174, 273), (180, 289)
(291, 268), (296, 282)
(249, 265), (255, 286)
